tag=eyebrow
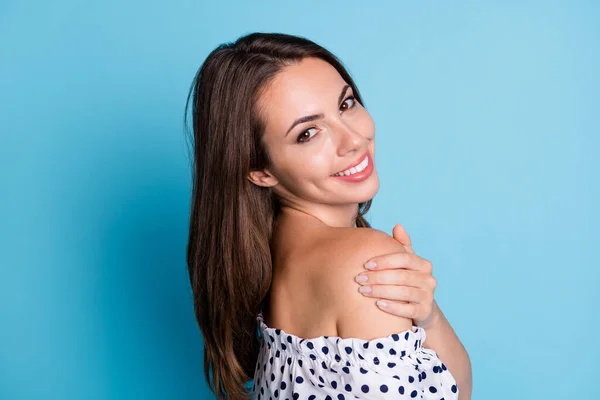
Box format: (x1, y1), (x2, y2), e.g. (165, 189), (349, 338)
(284, 84), (352, 136)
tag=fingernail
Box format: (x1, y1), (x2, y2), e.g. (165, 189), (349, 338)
(355, 274), (368, 283)
(377, 300), (388, 308)
(365, 261), (377, 269)
(358, 286), (372, 294)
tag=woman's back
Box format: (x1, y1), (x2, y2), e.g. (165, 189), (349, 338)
(253, 210), (459, 399)
(264, 208), (414, 339)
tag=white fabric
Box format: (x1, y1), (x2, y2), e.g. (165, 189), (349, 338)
(252, 312), (459, 400)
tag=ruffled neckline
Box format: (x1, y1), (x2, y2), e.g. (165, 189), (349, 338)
(256, 311), (427, 364)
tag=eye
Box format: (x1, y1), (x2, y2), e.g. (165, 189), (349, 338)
(296, 127), (318, 144)
(340, 96), (356, 112)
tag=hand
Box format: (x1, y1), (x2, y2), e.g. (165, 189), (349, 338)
(355, 224), (439, 329)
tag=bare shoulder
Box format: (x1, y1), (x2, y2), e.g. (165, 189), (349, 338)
(336, 227), (406, 264)
(317, 226), (406, 276)
(314, 226), (413, 340)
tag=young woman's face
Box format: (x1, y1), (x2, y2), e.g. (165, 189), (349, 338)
(253, 57), (379, 210)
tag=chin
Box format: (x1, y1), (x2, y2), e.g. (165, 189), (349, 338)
(354, 173), (380, 203)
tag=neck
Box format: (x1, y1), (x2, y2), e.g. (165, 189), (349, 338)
(279, 203), (361, 228)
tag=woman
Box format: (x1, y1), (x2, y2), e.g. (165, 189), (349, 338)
(185, 32), (472, 400)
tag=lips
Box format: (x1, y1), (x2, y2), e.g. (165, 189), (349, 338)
(332, 151), (369, 176)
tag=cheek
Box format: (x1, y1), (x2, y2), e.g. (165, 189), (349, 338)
(272, 152), (332, 186)
(290, 154), (332, 181)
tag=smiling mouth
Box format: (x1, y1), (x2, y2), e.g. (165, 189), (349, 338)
(332, 153), (369, 177)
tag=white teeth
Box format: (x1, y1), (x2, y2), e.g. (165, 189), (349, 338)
(333, 155), (369, 177)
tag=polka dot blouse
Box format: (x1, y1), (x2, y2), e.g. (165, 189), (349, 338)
(252, 312), (459, 400)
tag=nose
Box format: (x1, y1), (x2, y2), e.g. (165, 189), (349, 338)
(334, 121), (363, 156)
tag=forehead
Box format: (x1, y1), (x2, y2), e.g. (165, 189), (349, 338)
(258, 57), (347, 130)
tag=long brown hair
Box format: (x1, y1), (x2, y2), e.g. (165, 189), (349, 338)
(184, 32), (373, 399)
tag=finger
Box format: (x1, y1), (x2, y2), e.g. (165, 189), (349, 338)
(355, 269), (434, 289)
(375, 299), (418, 320)
(377, 299), (434, 327)
(393, 224), (414, 254)
(358, 284), (430, 304)
(364, 252), (432, 274)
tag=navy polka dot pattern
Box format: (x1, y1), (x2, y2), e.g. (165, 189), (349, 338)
(252, 312), (458, 399)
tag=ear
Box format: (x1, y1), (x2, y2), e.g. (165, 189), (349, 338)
(247, 169), (279, 188)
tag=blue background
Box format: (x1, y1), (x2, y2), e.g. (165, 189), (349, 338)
(1, 1), (598, 399)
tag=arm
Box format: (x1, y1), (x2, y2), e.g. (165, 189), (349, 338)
(356, 224), (472, 399)
(322, 227), (469, 399)
(422, 301), (472, 400)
